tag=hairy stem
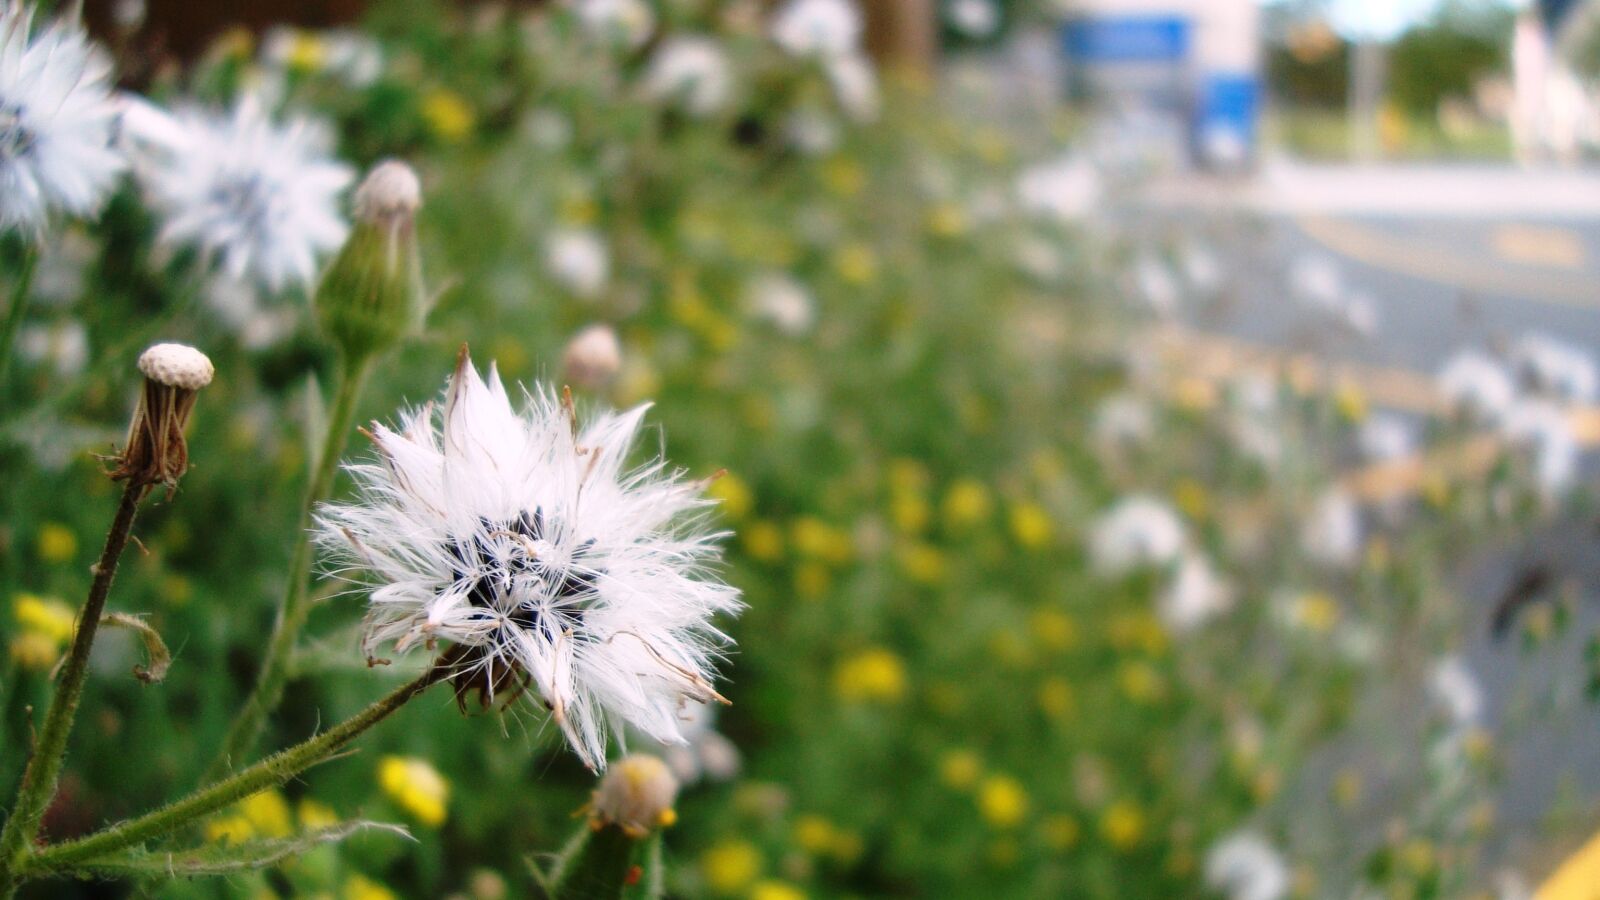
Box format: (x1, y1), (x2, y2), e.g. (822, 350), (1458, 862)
(0, 246), (40, 395)
(24, 664), (447, 877)
(205, 352), (374, 781)
(0, 482), (143, 897)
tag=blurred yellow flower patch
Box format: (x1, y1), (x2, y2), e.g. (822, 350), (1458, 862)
(834, 647), (906, 703)
(977, 774), (1029, 829)
(35, 522), (77, 563)
(421, 88), (474, 142)
(378, 755), (449, 827)
(701, 839), (762, 894)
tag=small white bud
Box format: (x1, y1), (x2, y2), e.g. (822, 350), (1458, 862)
(590, 754), (679, 838)
(561, 324), (622, 390)
(353, 160), (422, 223)
(137, 343), (215, 391)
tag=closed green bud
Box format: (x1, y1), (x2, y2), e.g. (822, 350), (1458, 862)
(315, 160), (423, 361)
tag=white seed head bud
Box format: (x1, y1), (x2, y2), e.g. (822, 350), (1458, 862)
(136, 343), (214, 391)
(353, 160), (422, 223)
(590, 754), (679, 839)
(561, 324), (623, 390)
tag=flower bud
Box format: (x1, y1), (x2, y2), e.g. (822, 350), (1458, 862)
(315, 160), (424, 361)
(561, 324), (622, 390)
(113, 342), (214, 495)
(590, 754), (679, 839)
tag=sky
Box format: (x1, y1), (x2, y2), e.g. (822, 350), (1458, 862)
(1271, 0), (1531, 39)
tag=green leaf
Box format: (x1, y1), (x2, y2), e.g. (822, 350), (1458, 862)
(41, 821), (412, 880)
(303, 371), (327, 469)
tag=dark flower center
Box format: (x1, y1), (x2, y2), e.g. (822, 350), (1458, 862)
(444, 506), (601, 643)
(0, 101), (36, 161)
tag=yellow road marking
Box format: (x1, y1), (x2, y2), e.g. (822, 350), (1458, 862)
(1492, 224), (1588, 271)
(1297, 215), (1599, 308)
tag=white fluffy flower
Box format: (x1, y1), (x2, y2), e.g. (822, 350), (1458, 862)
(545, 228), (609, 299)
(1204, 830), (1290, 900)
(121, 96), (353, 290)
(1438, 349), (1516, 422)
(1090, 495), (1187, 574)
(1429, 655), (1483, 729)
(0, 4), (124, 232)
(946, 0), (1000, 37)
(746, 272), (815, 335)
(1134, 254), (1179, 316)
(1300, 488), (1362, 568)
(771, 0), (862, 58)
(317, 353), (742, 769)
(1359, 413), (1416, 463)
(644, 37), (732, 117)
(1511, 332), (1597, 404)
(654, 700), (741, 784)
(573, 0), (655, 49)
(18, 318), (87, 377)
(1161, 553), (1233, 632)
(1093, 393), (1154, 447)
(1016, 155), (1099, 223)
(1500, 398), (1579, 497)
(824, 52), (879, 121)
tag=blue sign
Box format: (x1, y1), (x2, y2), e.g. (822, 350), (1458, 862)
(1194, 73), (1261, 166)
(1062, 15), (1191, 64)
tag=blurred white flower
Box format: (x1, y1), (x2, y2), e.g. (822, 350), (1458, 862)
(1359, 413), (1416, 463)
(262, 27), (384, 86)
(824, 52), (879, 122)
(656, 700), (741, 784)
(1014, 234), (1064, 282)
(1438, 349), (1516, 422)
(1180, 241), (1222, 295)
(771, 0), (862, 58)
(545, 228), (610, 299)
(0, 3), (125, 232)
(1500, 398), (1578, 497)
(1289, 253), (1342, 311)
(121, 95), (353, 291)
(562, 323), (623, 390)
(1134, 254), (1179, 317)
(1229, 416), (1284, 468)
(1429, 655), (1483, 729)
(946, 0), (1000, 38)
(1093, 393), (1154, 447)
(746, 272), (815, 335)
(572, 0), (655, 49)
(1016, 155), (1099, 223)
(1511, 332), (1597, 404)
(1300, 488), (1361, 568)
(1229, 373), (1279, 417)
(1161, 553), (1233, 632)
(1090, 495), (1187, 574)
(784, 108), (840, 155)
(1340, 291), (1378, 338)
(17, 318), (86, 377)
(317, 353), (742, 770)
(1204, 830), (1290, 900)
(644, 37), (733, 117)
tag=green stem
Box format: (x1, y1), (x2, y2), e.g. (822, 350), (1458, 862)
(0, 482), (142, 897)
(551, 824), (639, 900)
(0, 247), (40, 393)
(204, 352), (375, 782)
(23, 664), (446, 877)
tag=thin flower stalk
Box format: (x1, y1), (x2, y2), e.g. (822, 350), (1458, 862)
(21, 663), (448, 879)
(205, 351), (374, 781)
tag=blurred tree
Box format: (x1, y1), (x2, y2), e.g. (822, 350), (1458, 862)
(1387, 0), (1513, 116)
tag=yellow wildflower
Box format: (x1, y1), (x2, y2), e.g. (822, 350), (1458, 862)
(1038, 677), (1075, 720)
(1028, 610), (1077, 651)
(832, 244), (877, 286)
(709, 473), (754, 521)
(1008, 502), (1053, 549)
(240, 790), (293, 838)
(344, 874), (399, 900)
(940, 750), (982, 790)
(977, 775), (1029, 829)
(15, 594), (75, 643)
(1100, 801), (1145, 851)
(421, 88), (474, 142)
(896, 543), (946, 585)
(941, 479), (992, 529)
(890, 493), (931, 534)
(298, 798), (340, 830)
(378, 755), (449, 827)
(794, 563), (831, 600)
(35, 523), (77, 563)
(286, 32), (327, 72)
(9, 633), (59, 670)
(833, 647), (906, 703)
(926, 203), (967, 238)
(750, 881), (806, 900)
(204, 813), (254, 845)
(701, 839), (762, 894)
(742, 520), (784, 562)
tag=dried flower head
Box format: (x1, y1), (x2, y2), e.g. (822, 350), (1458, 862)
(590, 754), (679, 838)
(561, 324), (622, 391)
(317, 349), (742, 769)
(112, 343), (214, 494)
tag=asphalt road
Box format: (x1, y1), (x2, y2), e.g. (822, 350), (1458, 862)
(1167, 199), (1600, 877)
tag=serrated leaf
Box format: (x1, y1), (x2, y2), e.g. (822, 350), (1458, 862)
(44, 821), (411, 880)
(103, 612), (172, 684)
